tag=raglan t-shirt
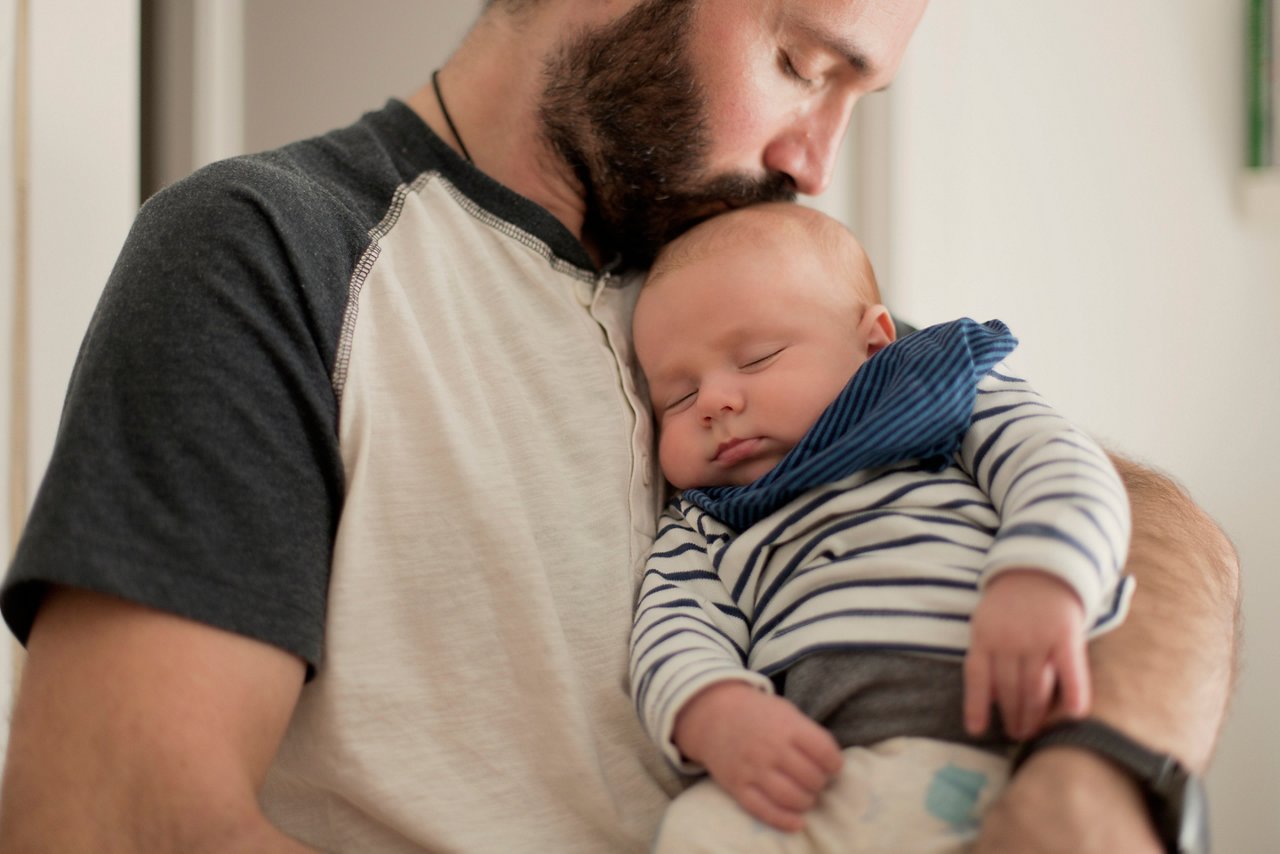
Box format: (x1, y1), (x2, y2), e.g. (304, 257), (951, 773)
(2, 100), (680, 852)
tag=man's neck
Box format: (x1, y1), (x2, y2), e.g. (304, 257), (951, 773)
(404, 4), (599, 261)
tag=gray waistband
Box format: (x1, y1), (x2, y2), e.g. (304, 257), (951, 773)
(782, 651), (1014, 755)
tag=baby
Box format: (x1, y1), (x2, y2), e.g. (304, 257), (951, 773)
(629, 203), (1133, 852)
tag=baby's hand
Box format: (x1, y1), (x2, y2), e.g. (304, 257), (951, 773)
(673, 681), (843, 833)
(964, 569), (1089, 740)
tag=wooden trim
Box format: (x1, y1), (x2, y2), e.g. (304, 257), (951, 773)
(8, 0), (31, 693)
(192, 0), (244, 168)
(9, 0), (30, 555)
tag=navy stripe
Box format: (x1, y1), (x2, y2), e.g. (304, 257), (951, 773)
(755, 575), (977, 639)
(726, 477), (995, 605)
(999, 522), (1102, 577)
(649, 541), (707, 561)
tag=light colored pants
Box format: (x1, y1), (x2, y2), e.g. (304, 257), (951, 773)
(652, 737), (1010, 854)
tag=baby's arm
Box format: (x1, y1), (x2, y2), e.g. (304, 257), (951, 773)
(957, 365), (1133, 740)
(964, 569), (1089, 739)
(631, 502), (777, 763)
(673, 682), (842, 832)
(631, 501), (842, 832)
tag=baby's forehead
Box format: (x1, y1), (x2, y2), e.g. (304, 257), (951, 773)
(674, 209), (823, 259)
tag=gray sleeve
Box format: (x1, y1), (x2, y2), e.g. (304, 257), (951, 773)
(2, 156), (361, 673)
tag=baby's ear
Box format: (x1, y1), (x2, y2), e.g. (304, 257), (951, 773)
(858, 304), (896, 356)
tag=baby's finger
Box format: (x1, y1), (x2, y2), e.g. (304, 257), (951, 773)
(1054, 640), (1091, 718)
(995, 656), (1024, 739)
(766, 767), (822, 812)
(738, 784), (806, 833)
(1019, 658), (1055, 736)
(963, 651), (993, 736)
(779, 748), (836, 795)
(795, 724), (844, 778)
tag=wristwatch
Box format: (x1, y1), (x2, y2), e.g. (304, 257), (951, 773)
(1011, 718), (1210, 854)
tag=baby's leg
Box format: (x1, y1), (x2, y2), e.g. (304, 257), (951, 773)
(651, 737), (1009, 854)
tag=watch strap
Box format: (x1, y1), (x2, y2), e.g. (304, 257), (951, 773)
(1012, 718), (1172, 781)
(1011, 718), (1205, 854)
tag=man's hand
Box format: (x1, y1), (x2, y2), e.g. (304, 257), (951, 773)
(673, 681), (843, 833)
(976, 746), (1161, 854)
(965, 569), (1089, 739)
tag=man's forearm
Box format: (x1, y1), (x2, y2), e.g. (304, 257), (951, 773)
(975, 454), (1240, 853)
(0, 589), (316, 854)
(1090, 453), (1240, 771)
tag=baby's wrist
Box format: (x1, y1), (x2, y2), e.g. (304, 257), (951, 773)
(987, 567), (1084, 606)
(673, 680), (762, 759)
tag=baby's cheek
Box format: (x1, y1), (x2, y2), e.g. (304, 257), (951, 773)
(656, 432), (691, 490)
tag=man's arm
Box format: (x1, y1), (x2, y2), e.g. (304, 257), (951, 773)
(977, 454), (1240, 853)
(0, 588), (316, 853)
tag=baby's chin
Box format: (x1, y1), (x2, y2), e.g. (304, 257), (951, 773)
(670, 462), (782, 491)
(724, 457), (783, 487)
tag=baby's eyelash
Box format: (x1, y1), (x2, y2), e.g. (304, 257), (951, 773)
(742, 348), (784, 368)
(667, 390), (696, 411)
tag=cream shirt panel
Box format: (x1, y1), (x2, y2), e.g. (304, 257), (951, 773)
(262, 176), (677, 853)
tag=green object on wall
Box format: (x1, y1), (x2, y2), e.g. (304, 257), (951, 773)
(1248, 0), (1274, 168)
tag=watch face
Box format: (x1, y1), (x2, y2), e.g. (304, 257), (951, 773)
(1175, 775), (1210, 854)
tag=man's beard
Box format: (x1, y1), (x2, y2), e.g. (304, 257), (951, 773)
(539, 0), (795, 268)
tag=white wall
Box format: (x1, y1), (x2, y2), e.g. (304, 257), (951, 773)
(1, 0), (139, 757)
(28, 3), (140, 483)
(144, 0), (485, 192)
(242, 0), (483, 155)
(886, 2), (1280, 850)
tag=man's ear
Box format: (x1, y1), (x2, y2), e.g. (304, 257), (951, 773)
(858, 304), (896, 356)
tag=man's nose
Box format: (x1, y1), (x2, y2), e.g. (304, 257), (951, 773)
(763, 91), (858, 196)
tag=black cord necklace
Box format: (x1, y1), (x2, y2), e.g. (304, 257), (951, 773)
(431, 69), (473, 164)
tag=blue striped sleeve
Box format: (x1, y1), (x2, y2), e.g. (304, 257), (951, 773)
(959, 365), (1132, 629)
(628, 501), (773, 773)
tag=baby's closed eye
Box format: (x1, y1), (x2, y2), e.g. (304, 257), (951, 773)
(740, 348), (785, 371)
(663, 389), (697, 413)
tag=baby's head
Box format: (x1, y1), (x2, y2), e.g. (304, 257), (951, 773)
(634, 202), (896, 490)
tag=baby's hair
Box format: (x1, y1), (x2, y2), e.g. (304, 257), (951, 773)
(647, 202), (881, 306)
